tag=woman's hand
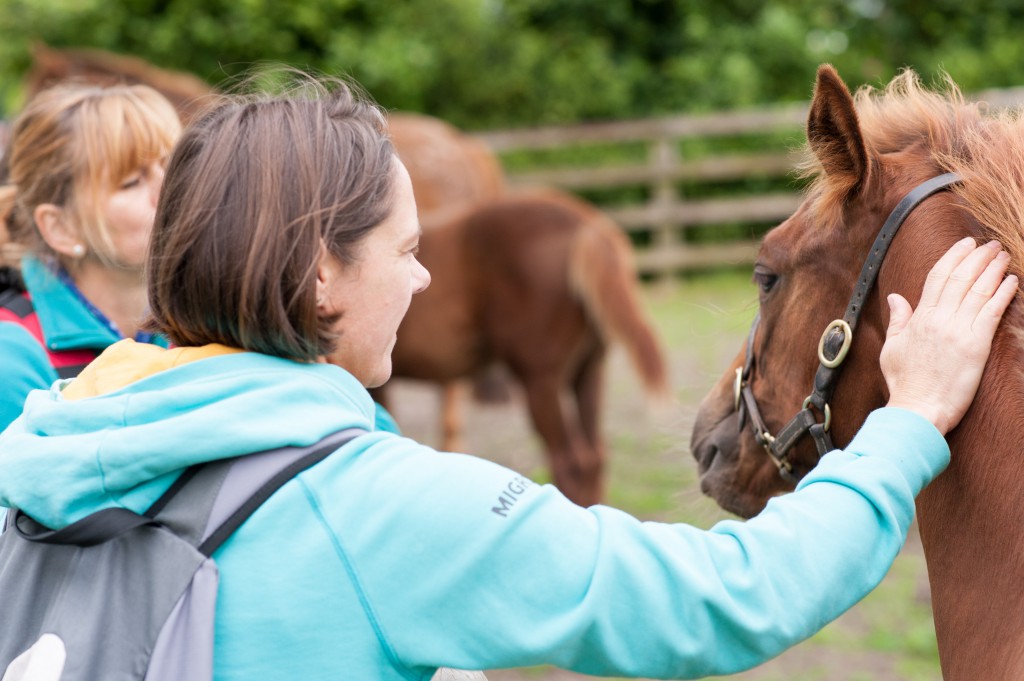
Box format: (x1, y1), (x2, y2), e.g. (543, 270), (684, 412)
(882, 237), (1018, 435)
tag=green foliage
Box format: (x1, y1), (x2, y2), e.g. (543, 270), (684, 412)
(3, 0), (1024, 125)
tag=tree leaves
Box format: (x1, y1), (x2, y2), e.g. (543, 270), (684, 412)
(2, 0), (1023, 126)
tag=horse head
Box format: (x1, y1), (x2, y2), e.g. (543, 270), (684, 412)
(689, 64), (995, 518)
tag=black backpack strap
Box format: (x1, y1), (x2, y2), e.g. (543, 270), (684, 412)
(13, 428), (365, 550)
(13, 506), (161, 546)
(0, 265), (26, 295)
(12, 460), (228, 547)
(145, 465), (204, 518)
(0, 293), (31, 322)
(0, 266), (28, 313)
(0, 291), (32, 318)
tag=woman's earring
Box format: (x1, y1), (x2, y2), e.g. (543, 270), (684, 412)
(71, 244), (85, 258)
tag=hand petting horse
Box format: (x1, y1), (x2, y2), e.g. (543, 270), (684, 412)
(691, 64), (1023, 680)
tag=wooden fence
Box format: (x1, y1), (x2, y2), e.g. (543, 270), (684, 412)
(475, 86), (1024, 277)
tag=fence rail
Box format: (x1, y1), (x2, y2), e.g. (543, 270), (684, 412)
(475, 86), (1024, 276)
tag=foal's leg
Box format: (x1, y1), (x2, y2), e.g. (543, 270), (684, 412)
(520, 372), (604, 507)
(573, 342), (607, 453)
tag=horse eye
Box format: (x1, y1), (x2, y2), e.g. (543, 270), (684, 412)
(753, 268), (778, 295)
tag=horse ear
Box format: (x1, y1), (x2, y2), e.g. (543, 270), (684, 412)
(30, 41), (64, 71)
(807, 64), (870, 197)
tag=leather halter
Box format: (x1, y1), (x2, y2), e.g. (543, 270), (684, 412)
(734, 172), (962, 482)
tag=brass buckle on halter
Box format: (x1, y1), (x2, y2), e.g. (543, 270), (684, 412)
(754, 429), (794, 477)
(761, 433), (795, 477)
(817, 319), (853, 369)
(755, 429), (774, 449)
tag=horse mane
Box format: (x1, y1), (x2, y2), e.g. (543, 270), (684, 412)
(797, 69), (1024, 279)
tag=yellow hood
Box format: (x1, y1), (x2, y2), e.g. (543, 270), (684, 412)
(62, 339), (243, 401)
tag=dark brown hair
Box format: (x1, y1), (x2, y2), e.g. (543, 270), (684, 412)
(146, 75), (396, 361)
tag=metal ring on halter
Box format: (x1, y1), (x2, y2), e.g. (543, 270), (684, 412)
(817, 319), (853, 369)
(802, 396), (832, 432)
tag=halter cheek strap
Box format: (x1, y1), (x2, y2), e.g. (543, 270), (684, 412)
(735, 172), (962, 482)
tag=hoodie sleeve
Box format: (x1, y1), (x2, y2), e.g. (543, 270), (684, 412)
(321, 407), (946, 679)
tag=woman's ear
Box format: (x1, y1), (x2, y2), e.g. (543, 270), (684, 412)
(316, 266), (329, 309)
(315, 240), (339, 309)
(34, 203), (86, 259)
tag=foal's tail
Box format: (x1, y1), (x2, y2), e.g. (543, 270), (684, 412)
(569, 215), (671, 400)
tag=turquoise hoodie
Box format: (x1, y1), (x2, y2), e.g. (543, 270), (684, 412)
(0, 342), (949, 680)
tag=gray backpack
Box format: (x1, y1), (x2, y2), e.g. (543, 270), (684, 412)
(0, 429), (364, 681)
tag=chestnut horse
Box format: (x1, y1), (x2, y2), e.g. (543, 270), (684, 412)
(378, 188), (670, 506)
(690, 64), (1024, 679)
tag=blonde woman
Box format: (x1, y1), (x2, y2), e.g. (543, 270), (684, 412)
(0, 83), (181, 429)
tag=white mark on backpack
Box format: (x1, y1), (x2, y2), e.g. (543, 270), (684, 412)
(3, 633), (66, 681)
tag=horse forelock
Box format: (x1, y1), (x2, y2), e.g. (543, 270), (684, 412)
(797, 68), (1024, 288)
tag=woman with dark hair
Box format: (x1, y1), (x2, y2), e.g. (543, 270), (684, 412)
(0, 77), (1015, 680)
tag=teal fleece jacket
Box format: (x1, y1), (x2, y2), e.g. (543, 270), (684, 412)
(0, 256), (167, 430)
(0, 346), (948, 680)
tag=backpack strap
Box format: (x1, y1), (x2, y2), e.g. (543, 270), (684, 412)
(0, 288), (32, 318)
(12, 428), (365, 550)
(10, 461), (211, 546)
(197, 428), (364, 555)
(0, 265), (27, 295)
(0, 266), (31, 318)
(153, 428), (364, 555)
(12, 506), (161, 546)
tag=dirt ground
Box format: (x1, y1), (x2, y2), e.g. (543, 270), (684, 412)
(384, 285), (940, 681)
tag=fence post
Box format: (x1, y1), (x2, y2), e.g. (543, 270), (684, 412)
(649, 134), (679, 281)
